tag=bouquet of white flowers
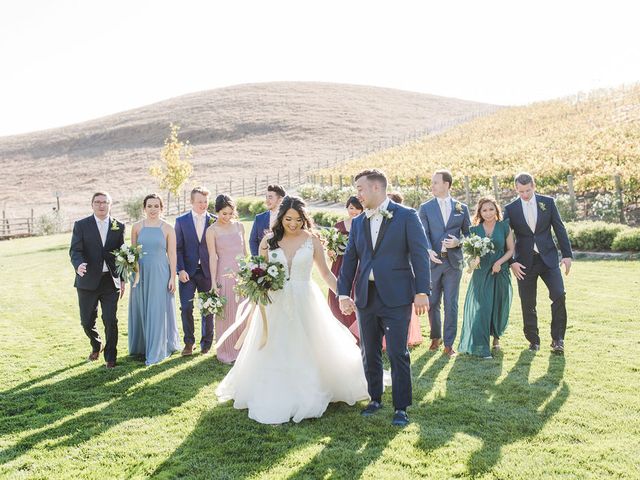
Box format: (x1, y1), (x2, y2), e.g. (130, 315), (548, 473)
(461, 234), (495, 272)
(319, 227), (349, 261)
(111, 244), (144, 282)
(196, 289), (227, 317)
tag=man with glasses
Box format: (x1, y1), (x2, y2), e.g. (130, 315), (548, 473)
(69, 192), (126, 368)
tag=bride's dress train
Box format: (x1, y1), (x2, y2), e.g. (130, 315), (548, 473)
(215, 236), (370, 424)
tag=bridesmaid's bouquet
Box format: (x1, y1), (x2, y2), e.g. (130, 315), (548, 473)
(461, 234), (495, 272)
(319, 227), (349, 261)
(111, 244), (144, 282)
(196, 289), (227, 316)
(235, 254), (287, 305)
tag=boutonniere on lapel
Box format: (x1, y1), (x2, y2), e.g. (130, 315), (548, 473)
(110, 219), (120, 231)
(538, 202), (546, 212)
(380, 209), (393, 220)
(208, 215), (216, 226)
(454, 202), (463, 214)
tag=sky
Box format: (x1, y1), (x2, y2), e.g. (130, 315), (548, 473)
(1, 0), (639, 136)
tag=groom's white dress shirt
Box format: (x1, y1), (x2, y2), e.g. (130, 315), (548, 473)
(520, 196), (539, 253)
(365, 197), (390, 281)
(94, 214), (110, 273)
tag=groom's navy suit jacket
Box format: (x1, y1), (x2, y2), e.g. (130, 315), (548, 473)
(503, 194), (572, 269)
(338, 201), (431, 309)
(175, 211), (213, 278)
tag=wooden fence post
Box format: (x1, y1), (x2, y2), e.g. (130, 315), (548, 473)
(614, 174), (625, 223)
(415, 175), (420, 191)
(29, 208), (34, 235)
(329, 175), (333, 187)
(242, 179), (245, 197)
(492, 176), (499, 200)
(298, 167), (302, 185)
(254, 176), (258, 196)
(567, 175), (577, 215)
(229, 178), (232, 195)
(464, 176), (471, 206)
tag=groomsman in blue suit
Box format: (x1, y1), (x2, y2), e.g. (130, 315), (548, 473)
(418, 170), (471, 357)
(503, 172), (572, 353)
(248, 184), (286, 255)
(175, 186), (215, 356)
(339, 169), (431, 427)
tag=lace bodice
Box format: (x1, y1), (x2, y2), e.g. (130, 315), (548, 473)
(269, 236), (314, 282)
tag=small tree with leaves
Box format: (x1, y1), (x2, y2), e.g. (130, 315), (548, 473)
(150, 123), (193, 195)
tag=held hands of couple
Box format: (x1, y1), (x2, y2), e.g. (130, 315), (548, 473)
(339, 297), (356, 316)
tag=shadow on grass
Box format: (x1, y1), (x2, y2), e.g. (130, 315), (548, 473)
(416, 350), (568, 476)
(0, 354), (217, 466)
(3, 244), (69, 257)
(1, 361), (86, 396)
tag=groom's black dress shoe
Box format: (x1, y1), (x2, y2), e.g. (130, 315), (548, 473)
(551, 340), (565, 354)
(528, 343), (540, 351)
(392, 410), (409, 427)
(361, 401), (383, 417)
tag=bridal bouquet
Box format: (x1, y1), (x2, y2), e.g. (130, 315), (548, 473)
(461, 234), (495, 272)
(196, 289), (227, 317)
(235, 254), (287, 305)
(319, 227), (348, 260)
(216, 254), (287, 351)
(111, 244), (144, 282)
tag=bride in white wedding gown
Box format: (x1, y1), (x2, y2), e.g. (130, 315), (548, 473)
(215, 196), (370, 424)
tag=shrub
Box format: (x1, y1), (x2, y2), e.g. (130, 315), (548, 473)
(249, 200), (267, 216)
(234, 197), (259, 217)
(123, 195), (145, 222)
(611, 228), (640, 252)
(565, 221), (628, 251)
(591, 193), (622, 223)
(298, 184), (323, 201)
(555, 194), (578, 222)
(36, 210), (66, 236)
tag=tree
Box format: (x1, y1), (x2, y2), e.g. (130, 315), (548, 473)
(150, 123), (193, 195)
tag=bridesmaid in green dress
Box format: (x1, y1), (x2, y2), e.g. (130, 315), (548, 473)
(458, 197), (515, 358)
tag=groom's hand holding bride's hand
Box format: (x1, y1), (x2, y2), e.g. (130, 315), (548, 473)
(414, 294), (429, 315)
(339, 297), (356, 316)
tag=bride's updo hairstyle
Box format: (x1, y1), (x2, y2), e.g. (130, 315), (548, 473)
(267, 196), (313, 251)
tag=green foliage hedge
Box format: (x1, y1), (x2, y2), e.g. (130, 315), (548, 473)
(565, 222), (639, 251)
(611, 228), (640, 252)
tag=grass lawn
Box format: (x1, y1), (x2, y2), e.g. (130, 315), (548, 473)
(1, 230), (639, 479)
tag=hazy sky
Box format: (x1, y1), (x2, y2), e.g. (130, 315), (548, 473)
(1, 0), (639, 136)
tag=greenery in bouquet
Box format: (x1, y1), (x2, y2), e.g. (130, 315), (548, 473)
(196, 289), (227, 316)
(461, 234), (495, 271)
(319, 227), (349, 261)
(111, 244), (144, 281)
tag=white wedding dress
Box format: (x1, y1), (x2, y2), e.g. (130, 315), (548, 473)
(215, 236), (370, 424)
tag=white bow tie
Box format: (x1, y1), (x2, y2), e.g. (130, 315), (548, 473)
(365, 208), (381, 219)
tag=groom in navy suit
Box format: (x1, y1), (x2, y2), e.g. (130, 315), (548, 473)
(418, 170), (471, 357)
(503, 173), (572, 353)
(175, 186), (215, 356)
(338, 169), (430, 427)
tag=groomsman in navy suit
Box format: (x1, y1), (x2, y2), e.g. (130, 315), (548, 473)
(418, 170), (471, 357)
(248, 184), (286, 255)
(339, 169), (430, 427)
(503, 172), (572, 353)
(175, 186), (215, 356)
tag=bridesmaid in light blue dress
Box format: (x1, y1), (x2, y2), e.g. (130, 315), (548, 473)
(128, 193), (181, 365)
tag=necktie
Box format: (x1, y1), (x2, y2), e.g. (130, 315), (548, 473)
(527, 201), (536, 232)
(99, 220), (107, 245)
(196, 215), (204, 241)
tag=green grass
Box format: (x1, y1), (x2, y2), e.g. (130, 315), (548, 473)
(1, 232), (639, 479)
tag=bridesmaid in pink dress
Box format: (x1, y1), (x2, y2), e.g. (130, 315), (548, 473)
(206, 195), (247, 364)
(328, 196), (363, 331)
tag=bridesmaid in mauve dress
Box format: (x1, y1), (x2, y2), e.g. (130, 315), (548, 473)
(128, 193), (181, 365)
(206, 195), (247, 364)
(327, 196), (363, 333)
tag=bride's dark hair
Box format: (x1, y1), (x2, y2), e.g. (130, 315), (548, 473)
(267, 196), (313, 251)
